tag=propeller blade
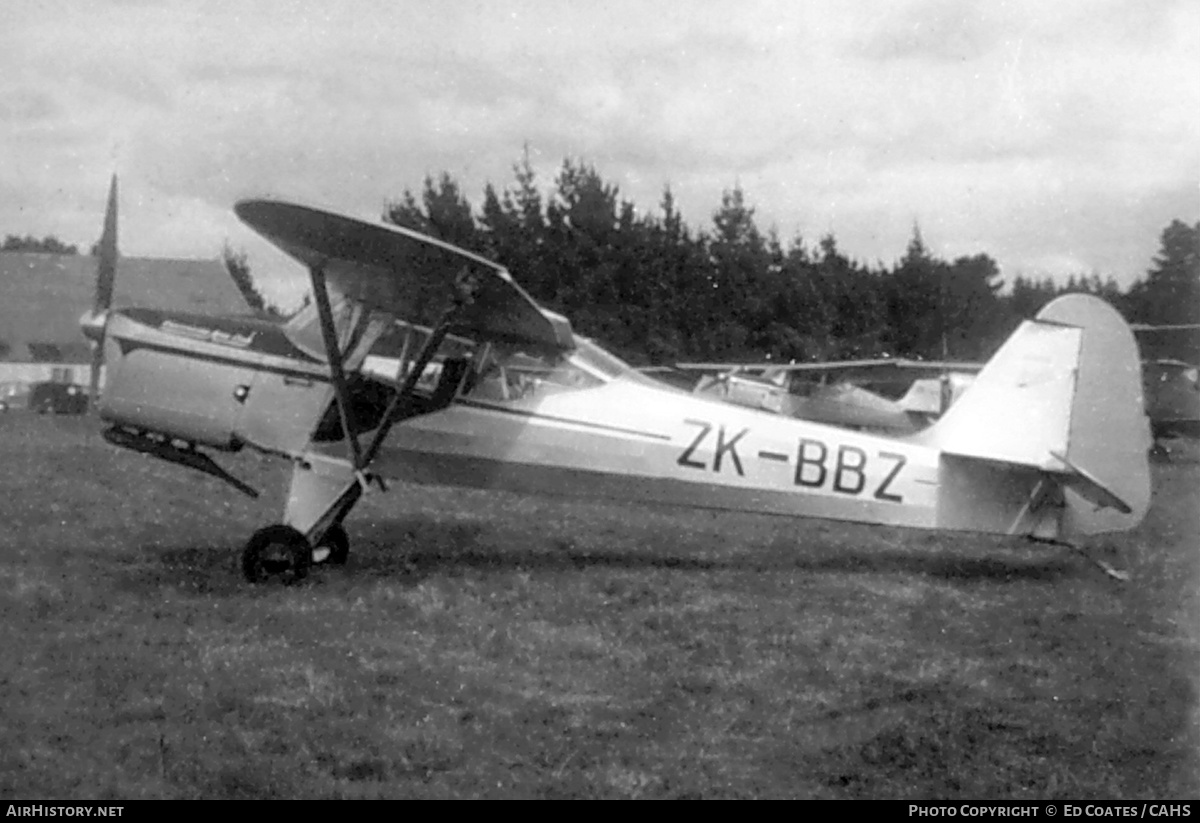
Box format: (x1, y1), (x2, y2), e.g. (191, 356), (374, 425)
(88, 175), (119, 407)
(95, 175), (118, 313)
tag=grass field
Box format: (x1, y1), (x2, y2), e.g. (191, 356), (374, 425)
(0, 414), (1196, 799)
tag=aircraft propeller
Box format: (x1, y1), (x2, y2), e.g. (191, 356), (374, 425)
(83, 175), (119, 408)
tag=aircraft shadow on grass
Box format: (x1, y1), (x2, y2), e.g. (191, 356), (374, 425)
(123, 515), (1079, 595)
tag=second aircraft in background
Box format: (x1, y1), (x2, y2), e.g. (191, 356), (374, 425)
(660, 358), (982, 435)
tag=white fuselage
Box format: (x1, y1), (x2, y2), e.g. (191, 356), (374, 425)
(372, 375), (971, 532)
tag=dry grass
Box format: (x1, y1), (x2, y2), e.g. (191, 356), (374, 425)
(0, 414), (1195, 798)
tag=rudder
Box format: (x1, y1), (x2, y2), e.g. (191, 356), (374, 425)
(1040, 294), (1151, 535)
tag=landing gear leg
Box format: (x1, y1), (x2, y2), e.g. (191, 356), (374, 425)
(281, 450), (365, 567)
(241, 457), (359, 584)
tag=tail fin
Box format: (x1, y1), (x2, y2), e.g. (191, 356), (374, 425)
(921, 294), (1151, 536)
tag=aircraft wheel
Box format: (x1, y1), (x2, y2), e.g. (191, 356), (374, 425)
(242, 525), (310, 584)
(313, 523), (349, 566)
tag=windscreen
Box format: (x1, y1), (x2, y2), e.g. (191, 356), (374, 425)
(463, 337), (630, 403)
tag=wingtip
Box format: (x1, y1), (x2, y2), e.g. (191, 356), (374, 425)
(232, 198), (269, 221)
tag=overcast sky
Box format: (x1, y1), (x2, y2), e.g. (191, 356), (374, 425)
(2, 0), (1197, 305)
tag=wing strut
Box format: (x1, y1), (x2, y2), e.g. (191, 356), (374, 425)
(360, 269), (481, 468)
(310, 264), (366, 472)
(290, 269), (483, 544)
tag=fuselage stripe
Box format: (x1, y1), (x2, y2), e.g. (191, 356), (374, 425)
(454, 398), (672, 441)
(117, 337), (331, 382)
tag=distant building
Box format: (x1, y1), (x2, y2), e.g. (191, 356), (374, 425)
(0, 251), (248, 393)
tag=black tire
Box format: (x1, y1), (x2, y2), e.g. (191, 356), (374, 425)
(315, 523), (350, 566)
(242, 524), (311, 584)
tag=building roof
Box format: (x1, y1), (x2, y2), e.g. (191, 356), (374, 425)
(0, 252), (249, 362)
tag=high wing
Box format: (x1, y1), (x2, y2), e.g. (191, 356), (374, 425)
(234, 200), (573, 353)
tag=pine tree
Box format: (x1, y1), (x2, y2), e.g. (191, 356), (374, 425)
(222, 242), (280, 318)
(1127, 219), (1200, 326)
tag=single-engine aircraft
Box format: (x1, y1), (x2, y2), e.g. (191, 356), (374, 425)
(80, 184), (1152, 583)
(666, 359), (982, 434)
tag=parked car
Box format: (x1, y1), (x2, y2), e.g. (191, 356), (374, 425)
(0, 382), (29, 412)
(29, 382), (89, 415)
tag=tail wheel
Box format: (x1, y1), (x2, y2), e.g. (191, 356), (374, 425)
(313, 523), (350, 566)
(242, 524), (310, 584)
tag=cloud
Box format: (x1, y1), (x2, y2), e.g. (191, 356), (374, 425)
(0, 0), (1196, 291)
(858, 0), (1012, 63)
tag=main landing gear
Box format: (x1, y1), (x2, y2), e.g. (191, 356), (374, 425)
(238, 260), (477, 586)
(241, 523), (349, 584)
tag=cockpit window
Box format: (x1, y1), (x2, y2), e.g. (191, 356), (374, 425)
(464, 343), (594, 403)
(366, 323), (643, 404)
(460, 336), (643, 402)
